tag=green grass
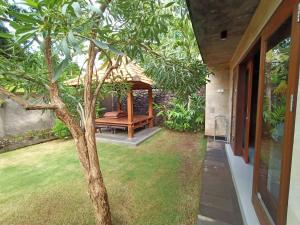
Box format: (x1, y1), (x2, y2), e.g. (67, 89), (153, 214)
(0, 129), (206, 225)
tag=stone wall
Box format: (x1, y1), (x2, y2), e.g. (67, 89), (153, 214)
(0, 96), (55, 138)
(101, 89), (176, 125)
(205, 71), (230, 137)
(101, 87), (206, 125)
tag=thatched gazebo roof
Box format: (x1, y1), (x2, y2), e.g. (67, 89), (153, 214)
(65, 59), (153, 90)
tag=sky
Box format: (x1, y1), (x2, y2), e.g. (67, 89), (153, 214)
(4, 0), (97, 72)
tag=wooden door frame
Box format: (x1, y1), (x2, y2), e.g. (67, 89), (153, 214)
(243, 60), (254, 163)
(252, 1), (300, 225)
(232, 41), (260, 157)
(230, 67), (238, 151)
(233, 65), (246, 156)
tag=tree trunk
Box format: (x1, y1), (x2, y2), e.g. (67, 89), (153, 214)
(44, 35), (112, 225)
(54, 104), (112, 225)
(83, 38), (112, 225)
(73, 132), (112, 225)
(84, 102), (112, 225)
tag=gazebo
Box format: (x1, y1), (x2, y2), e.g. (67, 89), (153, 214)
(66, 60), (154, 138)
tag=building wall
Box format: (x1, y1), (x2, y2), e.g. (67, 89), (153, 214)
(287, 78), (300, 225)
(205, 0), (283, 138)
(228, 1), (300, 224)
(0, 97), (55, 138)
(205, 70), (230, 137)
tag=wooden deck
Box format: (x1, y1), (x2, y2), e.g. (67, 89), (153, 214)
(95, 115), (151, 126)
(198, 140), (244, 225)
(95, 115), (153, 138)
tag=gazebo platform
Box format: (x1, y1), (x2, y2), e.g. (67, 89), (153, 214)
(96, 127), (161, 146)
(95, 115), (154, 138)
(95, 115), (152, 127)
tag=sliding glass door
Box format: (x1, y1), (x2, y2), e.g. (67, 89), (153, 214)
(253, 1), (300, 225)
(258, 17), (292, 224)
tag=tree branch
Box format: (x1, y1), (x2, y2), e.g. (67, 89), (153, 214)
(0, 87), (58, 110)
(93, 62), (119, 103)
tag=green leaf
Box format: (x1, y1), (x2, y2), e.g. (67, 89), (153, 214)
(61, 4), (69, 15)
(8, 11), (41, 24)
(23, 0), (39, 8)
(71, 2), (81, 17)
(67, 31), (77, 45)
(99, 60), (109, 70)
(16, 30), (36, 44)
(88, 5), (102, 15)
(15, 25), (36, 35)
(10, 85), (18, 93)
(53, 58), (70, 82)
(93, 40), (109, 50)
(44, 0), (56, 8)
(108, 46), (124, 56)
(60, 38), (70, 57)
(0, 32), (13, 39)
(10, 21), (22, 30)
(165, 2), (175, 8)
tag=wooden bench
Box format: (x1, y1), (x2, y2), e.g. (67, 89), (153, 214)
(95, 124), (127, 134)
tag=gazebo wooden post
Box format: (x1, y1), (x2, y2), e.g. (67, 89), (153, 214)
(127, 90), (134, 138)
(148, 88), (154, 128)
(117, 95), (122, 112)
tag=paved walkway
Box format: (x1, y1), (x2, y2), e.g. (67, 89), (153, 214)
(198, 140), (244, 225)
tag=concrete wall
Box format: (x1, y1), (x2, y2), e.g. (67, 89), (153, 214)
(0, 105), (4, 137)
(287, 78), (300, 225)
(205, 0), (283, 138)
(205, 70), (230, 137)
(230, 0), (283, 68)
(0, 97), (55, 138)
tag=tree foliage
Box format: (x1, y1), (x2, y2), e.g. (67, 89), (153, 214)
(156, 94), (205, 132)
(0, 1), (208, 224)
(140, 0), (209, 100)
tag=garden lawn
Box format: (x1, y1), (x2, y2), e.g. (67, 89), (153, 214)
(0, 129), (206, 225)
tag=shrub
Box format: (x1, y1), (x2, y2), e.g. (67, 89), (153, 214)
(156, 94), (205, 132)
(52, 119), (71, 139)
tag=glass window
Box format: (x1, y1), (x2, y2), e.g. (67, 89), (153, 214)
(258, 17), (292, 223)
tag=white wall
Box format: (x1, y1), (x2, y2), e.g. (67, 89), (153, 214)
(205, 70), (230, 137)
(0, 106), (4, 137)
(287, 78), (300, 225)
(0, 97), (54, 138)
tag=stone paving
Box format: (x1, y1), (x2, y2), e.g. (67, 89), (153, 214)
(96, 127), (161, 146)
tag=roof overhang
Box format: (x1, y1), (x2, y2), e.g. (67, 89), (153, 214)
(186, 0), (259, 74)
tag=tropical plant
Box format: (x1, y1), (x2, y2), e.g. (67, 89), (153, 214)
(0, 1), (208, 224)
(157, 94), (205, 132)
(52, 119), (71, 139)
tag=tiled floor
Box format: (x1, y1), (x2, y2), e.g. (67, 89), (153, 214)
(198, 140), (244, 225)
